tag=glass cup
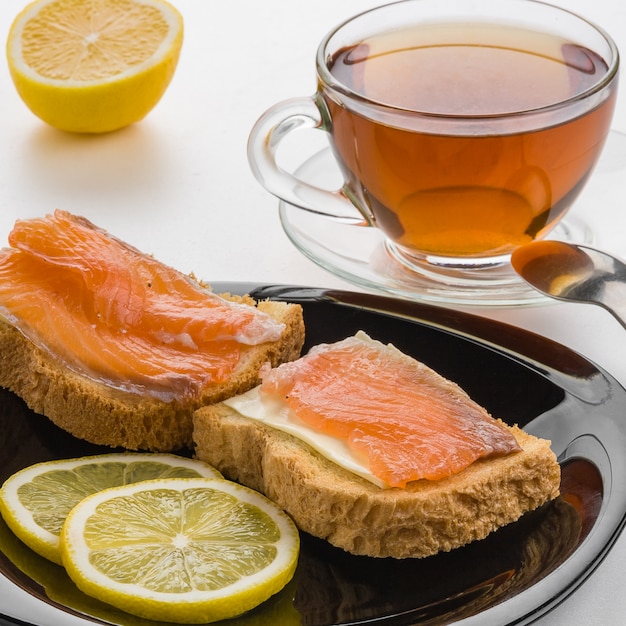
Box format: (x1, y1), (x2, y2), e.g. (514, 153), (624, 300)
(247, 0), (619, 290)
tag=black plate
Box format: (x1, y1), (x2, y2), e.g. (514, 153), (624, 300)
(1, 284), (626, 626)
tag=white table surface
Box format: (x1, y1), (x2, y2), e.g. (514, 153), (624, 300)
(0, 0), (625, 624)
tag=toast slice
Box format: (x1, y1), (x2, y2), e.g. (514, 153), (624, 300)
(193, 335), (560, 559)
(0, 295), (304, 452)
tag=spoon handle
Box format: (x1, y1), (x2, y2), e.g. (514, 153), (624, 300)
(595, 281), (626, 331)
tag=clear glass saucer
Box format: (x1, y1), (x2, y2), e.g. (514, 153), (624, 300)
(279, 130), (625, 307)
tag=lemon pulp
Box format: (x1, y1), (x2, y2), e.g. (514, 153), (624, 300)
(0, 453), (220, 564)
(6, 0), (184, 132)
(60, 478), (300, 623)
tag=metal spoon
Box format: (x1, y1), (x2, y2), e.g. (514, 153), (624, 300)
(511, 241), (626, 330)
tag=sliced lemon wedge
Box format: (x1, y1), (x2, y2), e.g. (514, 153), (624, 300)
(59, 478), (300, 623)
(0, 453), (220, 564)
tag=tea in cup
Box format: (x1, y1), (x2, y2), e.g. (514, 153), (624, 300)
(248, 0), (618, 287)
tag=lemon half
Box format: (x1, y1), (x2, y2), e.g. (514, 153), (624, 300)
(0, 453), (221, 564)
(60, 478), (300, 624)
(6, 0), (184, 133)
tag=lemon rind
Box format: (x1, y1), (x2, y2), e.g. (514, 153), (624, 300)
(60, 478), (300, 623)
(0, 453), (221, 565)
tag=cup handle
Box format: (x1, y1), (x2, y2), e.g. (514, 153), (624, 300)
(247, 96), (371, 225)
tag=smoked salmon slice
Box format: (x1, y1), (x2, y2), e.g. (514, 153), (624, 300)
(0, 211), (285, 400)
(260, 332), (520, 487)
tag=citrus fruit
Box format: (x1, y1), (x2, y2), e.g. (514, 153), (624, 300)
(0, 453), (221, 565)
(6, 0), (184, 133)
(59, 478), (300, 624)
(0, 515), (301, 626)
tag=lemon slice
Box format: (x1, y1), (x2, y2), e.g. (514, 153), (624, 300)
(59, 478), (300, 623)
(6, 0), (184, 133)
(1, 515), (301, 626)
(0, 453), (221, 565)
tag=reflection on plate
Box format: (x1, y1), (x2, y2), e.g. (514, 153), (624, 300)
(279, 131), (626, 307)
(2, 284), (626, 626)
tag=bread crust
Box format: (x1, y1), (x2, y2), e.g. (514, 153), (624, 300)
(0, 298), (304, 452)
(193, 403), (561, 559)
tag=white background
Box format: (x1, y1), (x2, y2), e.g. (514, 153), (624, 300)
(0, 1), (625, 624)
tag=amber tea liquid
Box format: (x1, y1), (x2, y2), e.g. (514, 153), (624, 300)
(326, 22), (616, 260)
